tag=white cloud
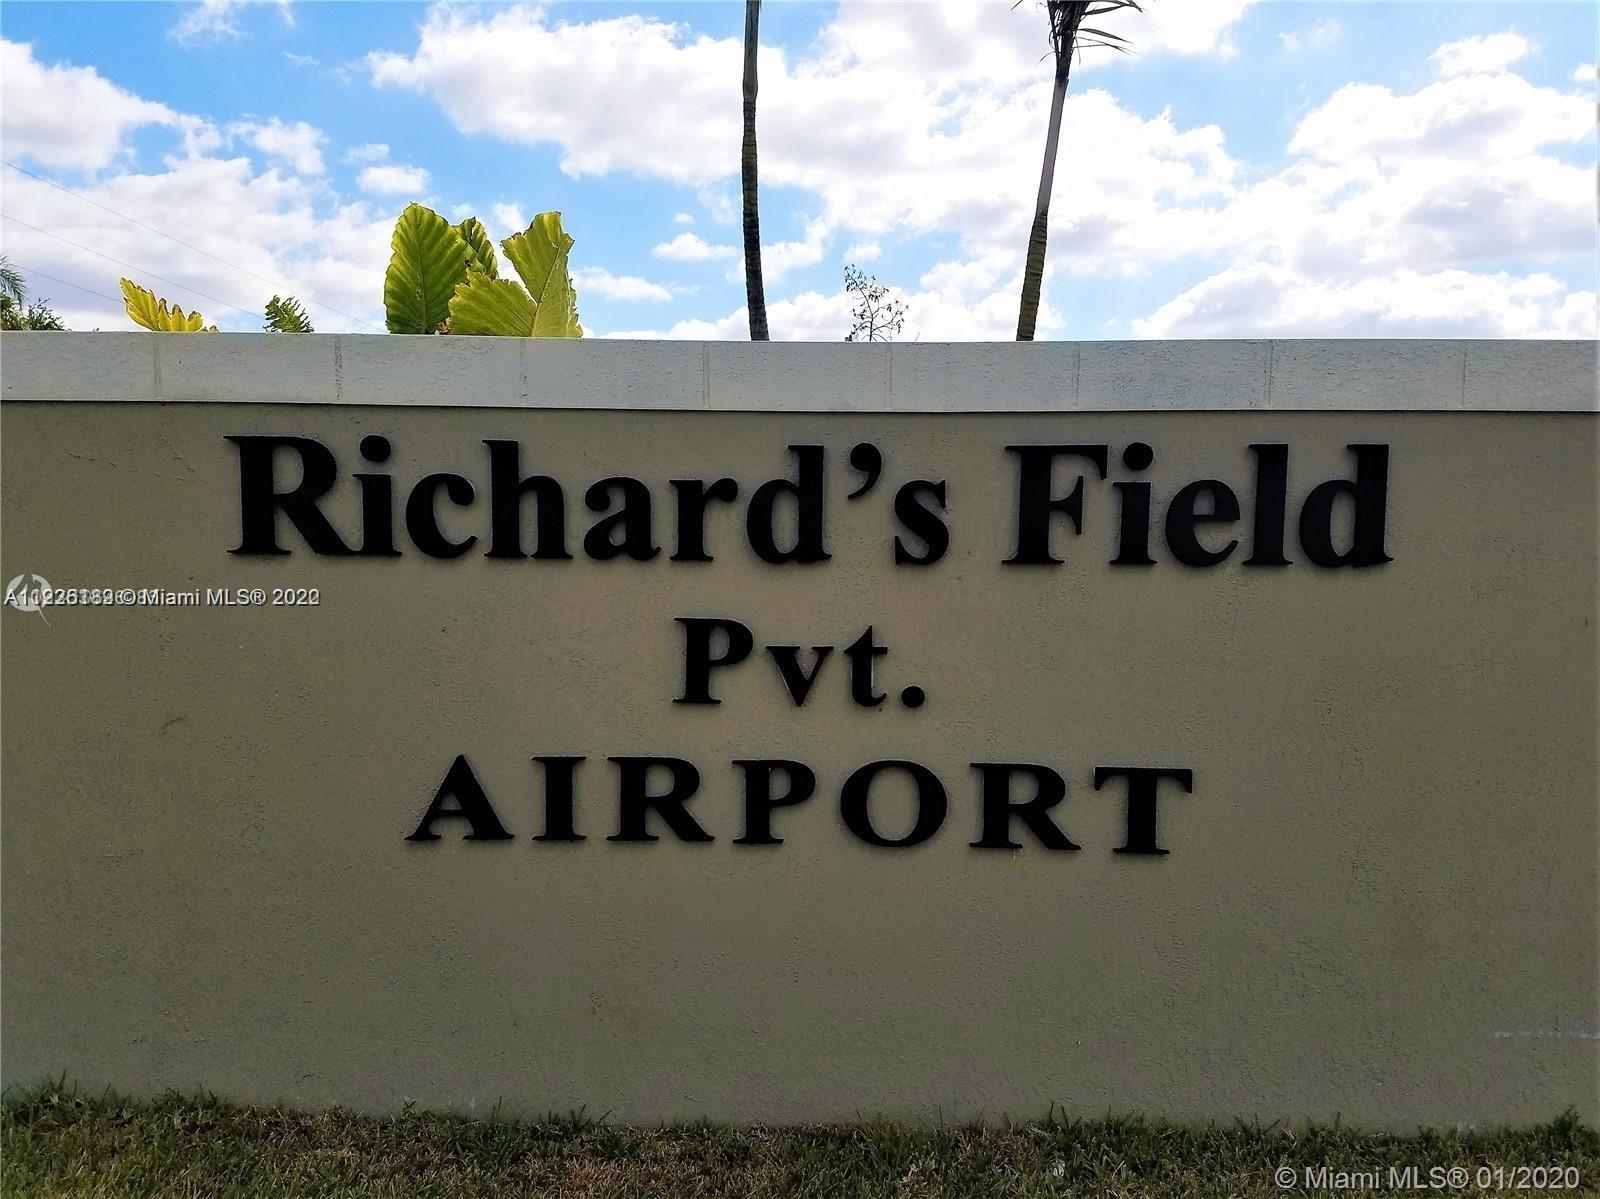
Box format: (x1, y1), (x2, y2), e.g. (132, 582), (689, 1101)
(171, 0), (294, 46)
(172, 0), (244, 43)
(0, 148), (395, 333)
(1, 40), (177, 171)
(605, 289), (852, 341)
(1133, 0), (1258, 58)
(653, 232), (737, 262)
(8, 13), (1591, 345)
(362, 0), (1258, 344)
(603, 246), (1052, 341)
(230, 117), (324, 175)
(1430, 32), (1532, 79)
(370, 10), (1592, 341)
(344, 142), (389, 164)
(368, 8), (738, 184)
(0, 43), (389, 333)
(1255, 67), (1595, 281)
(765, 231), (829, 280)
(284, 51), (318, 69)
(697, 186), (738, 225)
(1575, 63), (1597, 84)
(1280, 18), (1341, 54)
(727, 221), (829, 283)
(366, 1), (1256, 199)
(1288, 71), (1589, 164)
(673, 212), (695, 225)
(1135, 264), (1596, 339)
(815, 0), (1255, 86)
(357, 163), (430, 195)
(1125, 33), (1596, 339)
(488, 204), (527, 239)
(601, 259), (1050, 342)
(846, 241), (882, 263)
(572, 268), (673, 303)
(350, 0), (1570, 355)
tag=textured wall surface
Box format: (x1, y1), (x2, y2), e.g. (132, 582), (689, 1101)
(2, 332), (1595, 410)
(1, 335), (1596, 1128)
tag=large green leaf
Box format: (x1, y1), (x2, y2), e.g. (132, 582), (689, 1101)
(448, 274), (534, 337)
(384, 203), (470, 334)
(455, 217), (499, 279)
(120, 278), (216, 332)
(502, 211), (582, 338)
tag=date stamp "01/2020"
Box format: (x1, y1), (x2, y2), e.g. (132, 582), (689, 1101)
(1274, 1163), (1584, 1192)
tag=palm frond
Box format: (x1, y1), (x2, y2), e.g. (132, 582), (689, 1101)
(1030, 0), (1142, 62)
(0, 256), (25, 307)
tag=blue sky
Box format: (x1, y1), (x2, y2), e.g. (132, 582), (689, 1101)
(1, 0), (1594, 338)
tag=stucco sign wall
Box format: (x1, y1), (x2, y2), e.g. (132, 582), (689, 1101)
(2, 334), (1596, 1127)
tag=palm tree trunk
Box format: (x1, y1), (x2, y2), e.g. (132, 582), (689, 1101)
(1016, 52), (1072, 342)
(741, 0), (769, 341)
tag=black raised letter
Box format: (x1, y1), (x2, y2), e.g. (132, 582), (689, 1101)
(405, 473), (478, 558)
(406, 754), (513, 841)
(584, 477), (659, 560)
(970, 763), (1079, 850)
(843, 626), (888, 708)
(893, 481), (949, 565)
(229, 435), (353, 556)
(1005, 445), (1110, 565)
(1299, 444), (1392, 568)
(607, 757), (710, 842)
(840, 760), (947, 847)
(732, 759), (817, 845)
(1164, 479), (1240, 567)
(675, 617), (755, 704)
(1111, 442), (1156, 567)
(1093, 766), (1193, 856)
(767, 645), (832, 706)
(486, 440), (570, 560)
(671, 478), (740, 562)
(747, 445), (830, 564)
(1244, 443), (1290, 567)
(533, 756), (585, 842)
(355, 435), (401, 557)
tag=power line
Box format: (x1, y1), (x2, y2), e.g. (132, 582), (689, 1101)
(5, 263), (124, 306)
(1, 159), (384, 331)
(2, 212), (264, 322)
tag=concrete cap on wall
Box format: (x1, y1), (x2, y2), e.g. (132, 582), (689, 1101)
(1, 332), (1594, 412)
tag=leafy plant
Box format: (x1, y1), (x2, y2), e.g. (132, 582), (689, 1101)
(452, 214), (582, 337)
(0, 257), (66, 330)
(2, 299), (67, 331)
(383, 204), (581, 338)
(264, 294), (314, 333)
(383, 204), (467, 334)
(844, 264), (907, 342)
(456, 217), (499, 279)
(120, 279), (217, 332)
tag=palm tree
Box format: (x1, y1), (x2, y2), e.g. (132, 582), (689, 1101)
(0, 256), (66, 331)
(1015, 1), (1139, 341)
(741, 0), (769, 340)
(0, 256), (25, 311)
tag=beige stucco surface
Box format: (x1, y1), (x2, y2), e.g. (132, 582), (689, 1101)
(2, 394), (1596, 1127)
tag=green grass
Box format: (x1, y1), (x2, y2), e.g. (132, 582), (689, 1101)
(2, 1084), (1595, 1197)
